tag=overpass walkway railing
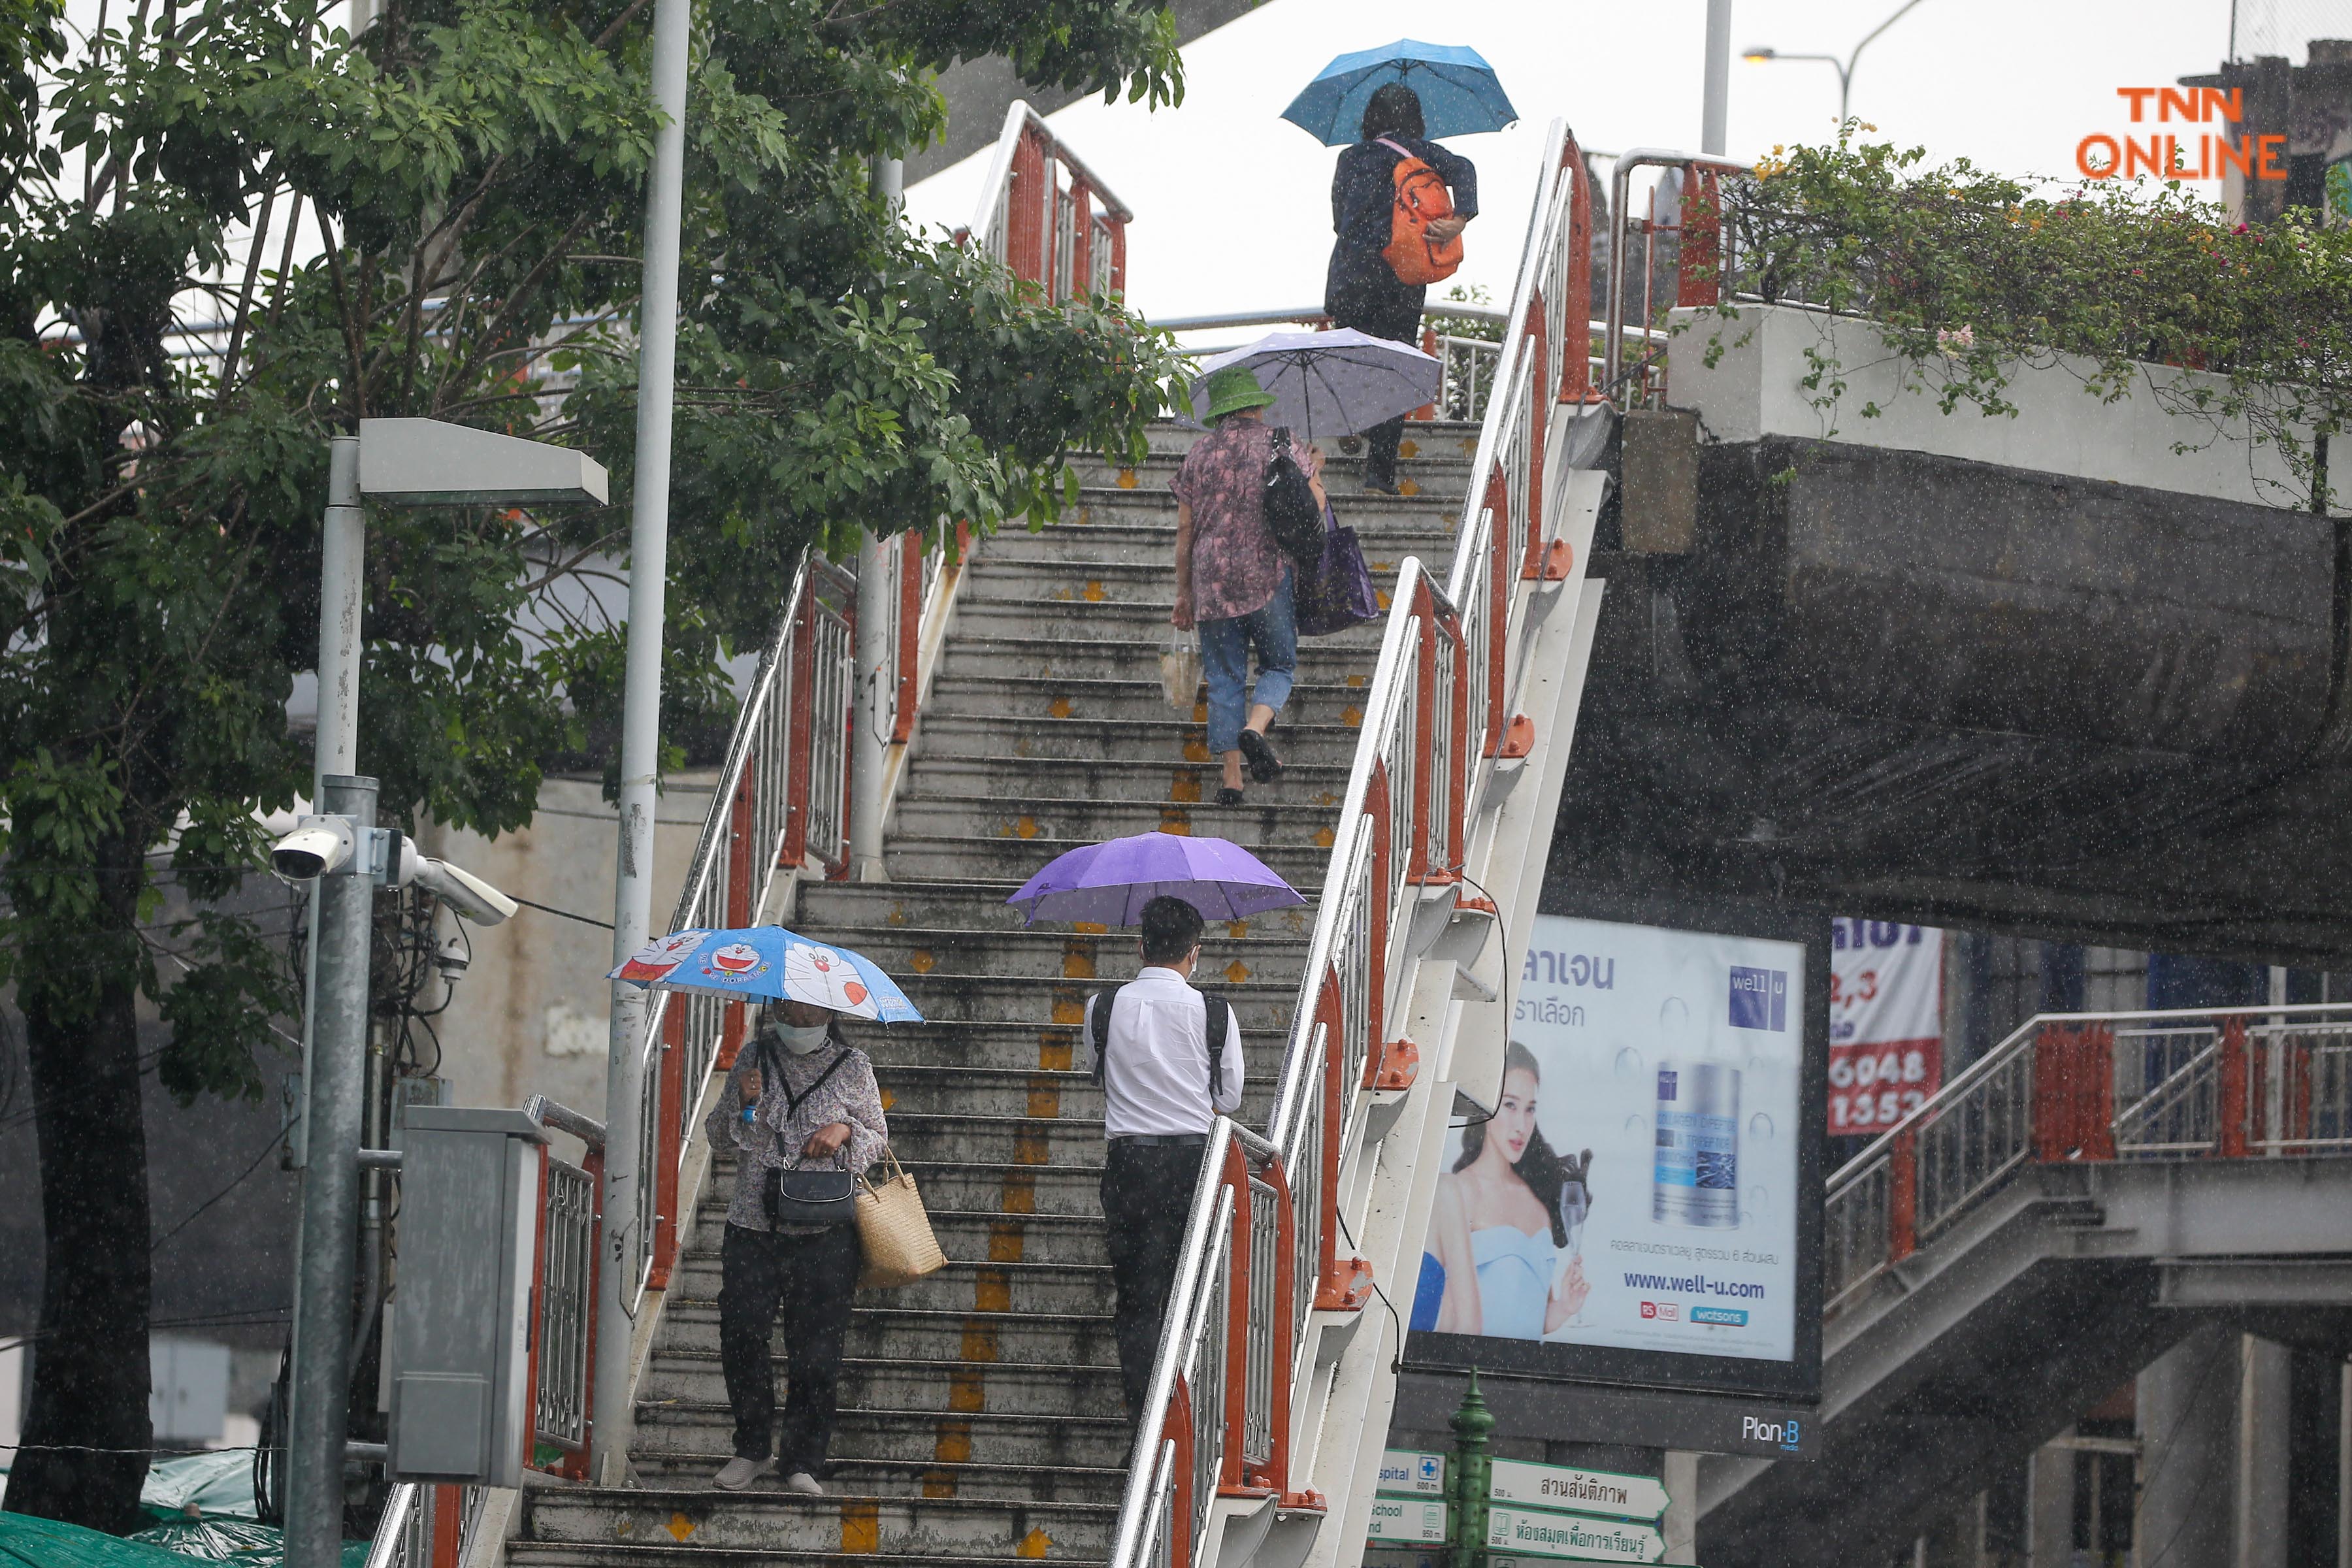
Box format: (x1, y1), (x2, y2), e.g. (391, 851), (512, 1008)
(1824, 1001), (2352, 1310)
(1107, 115), (1610, 1568)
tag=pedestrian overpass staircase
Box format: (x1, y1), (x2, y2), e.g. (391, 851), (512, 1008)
(361, 108), (1619, 1568)
(1698, 1005), (2352, 1568)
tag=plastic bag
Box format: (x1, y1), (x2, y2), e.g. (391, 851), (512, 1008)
(1160, 627), (1201, 710)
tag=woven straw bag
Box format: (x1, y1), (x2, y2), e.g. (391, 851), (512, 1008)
(855, 1147), (948, 1289)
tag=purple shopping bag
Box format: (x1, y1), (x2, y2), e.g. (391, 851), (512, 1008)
(1296, 504), (1380, 637)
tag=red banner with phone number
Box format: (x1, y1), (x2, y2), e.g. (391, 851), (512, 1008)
(1829, 922), (1943, 1135)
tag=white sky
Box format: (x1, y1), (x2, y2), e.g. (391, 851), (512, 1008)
(907, 0), (2246, 325)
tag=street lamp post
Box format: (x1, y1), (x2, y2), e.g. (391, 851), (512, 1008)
(1741, 0), (1931, 127)
(282, 418), (606, 1568)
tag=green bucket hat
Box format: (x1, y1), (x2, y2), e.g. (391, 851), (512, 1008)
(1200, 364), (1277, 422)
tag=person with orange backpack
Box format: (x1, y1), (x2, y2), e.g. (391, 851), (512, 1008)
(1323, 82), (1478, 494)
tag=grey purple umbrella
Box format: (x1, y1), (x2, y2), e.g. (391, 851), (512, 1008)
(1005, 830), (1306, 927)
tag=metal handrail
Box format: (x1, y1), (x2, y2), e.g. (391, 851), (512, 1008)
(1105, 115), (1595, 1568)
(1601, 148), (1755, 395)
(363, 1484), (419, 1568)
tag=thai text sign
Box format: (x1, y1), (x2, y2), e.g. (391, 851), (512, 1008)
(1486, 1458), (1669, 1521)
(1487, 1507), (1667, 1563)
(1827, 921), (1940, 1135)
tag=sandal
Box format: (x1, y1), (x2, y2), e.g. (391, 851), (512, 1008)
(1237, 728), (1284, 784)
(1216, 786), (1246, 808)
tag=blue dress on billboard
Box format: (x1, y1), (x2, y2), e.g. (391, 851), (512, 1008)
(1469, 1227), (1554, 1340)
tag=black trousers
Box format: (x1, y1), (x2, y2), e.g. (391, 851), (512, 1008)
(717, 1221), (862, 1469)
(1100, 1141), (1207, 1418)
(1331, 284), (1428, 488)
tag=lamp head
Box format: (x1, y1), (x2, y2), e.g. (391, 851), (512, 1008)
(1742, 46), (1777, 61)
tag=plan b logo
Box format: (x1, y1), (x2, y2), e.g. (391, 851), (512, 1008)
(1729, 967), (1788, 1031)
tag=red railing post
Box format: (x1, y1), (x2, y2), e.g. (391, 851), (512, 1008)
(780, 601), (814, 868)
(1449, 620), (1471, 875)
(523, 1144), (549, 1473)
(1561, 137), (1604, 405)
(2079, 1025), (2116, 1160)
(1246, 1161), (1299, 1501)
(648, 1005), (686, 1289)
(893, 531), (921, 745)
(2218, 1018), (2251, 1156)
(2033, 1024), (2075, 1160)
(1007, 127), (1048, 285)
(1217, 1143), (1260, 1496)
(1675, 167), (1723, 309)
(1365, 767), (1393, 1078)
(429, 1485), (464, 1568)
(1164, 1378), (1196, 1565)
(1068, 178), (1094, 297)
(571, 1145), (602, 1480)
(719, 763), (756, 1071)
(1108, 221), (1128, 298)
(1522, 292), (1548, 560)
(1888, 1128), (1918, 1262)
(1408, 610), (1438, 884)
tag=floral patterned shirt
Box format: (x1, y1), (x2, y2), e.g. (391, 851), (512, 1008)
(706, 1032), (889, 1235)
(1170, 417), (1284, 623)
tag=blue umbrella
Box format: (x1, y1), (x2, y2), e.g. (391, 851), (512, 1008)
(610, 924), (924, 1023)
(1281, 40), (1518, 147)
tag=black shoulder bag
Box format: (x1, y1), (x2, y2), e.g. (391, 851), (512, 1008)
(1264, 427), (1328, 570)
(755, 1036), (859, 1228)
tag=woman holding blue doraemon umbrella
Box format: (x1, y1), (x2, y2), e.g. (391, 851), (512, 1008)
(611, 928), (915, 1493)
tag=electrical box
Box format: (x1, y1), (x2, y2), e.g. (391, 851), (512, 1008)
(388, 1107), (546, 1486)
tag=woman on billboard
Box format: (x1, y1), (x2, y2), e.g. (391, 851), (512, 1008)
(1421, 1043), (1592, 1338)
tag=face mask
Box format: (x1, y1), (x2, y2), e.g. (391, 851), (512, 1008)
(770, 1019), (830, 1056)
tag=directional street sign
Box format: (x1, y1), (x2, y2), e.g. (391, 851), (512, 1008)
(1486, 1458), (1671, 1521)
(1366, 1496), (1450, 1545)
(1378, 1449), (1448, 1497)
(1486, 1506), (1668, 1563)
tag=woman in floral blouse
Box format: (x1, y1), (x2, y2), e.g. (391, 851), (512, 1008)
(1171, 364), (1326, 806)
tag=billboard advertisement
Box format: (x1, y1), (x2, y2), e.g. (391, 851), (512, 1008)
(1827, 921), (1943, 1136)
(1405, 898), (1826, 1401)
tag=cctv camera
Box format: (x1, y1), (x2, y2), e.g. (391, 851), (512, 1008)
(270, 817), (357, 882)
(434, 932), (472, 980)
(410, 857), (518, 926)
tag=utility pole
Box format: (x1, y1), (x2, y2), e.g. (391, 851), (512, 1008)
(596, 0), (692, 1484)
(1702, 0), (1733, 155)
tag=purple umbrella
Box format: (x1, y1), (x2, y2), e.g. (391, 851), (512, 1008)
(1006, 831), (1306, 927)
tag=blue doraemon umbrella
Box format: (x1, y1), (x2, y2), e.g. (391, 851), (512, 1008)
(1281, 40), (1518, 147)
(610, 925), (924, 1023)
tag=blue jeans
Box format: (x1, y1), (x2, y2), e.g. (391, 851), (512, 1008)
(1201, 569), (1297, 756)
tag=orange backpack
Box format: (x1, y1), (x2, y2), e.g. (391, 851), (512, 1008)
(1376, 137), (1463, 286)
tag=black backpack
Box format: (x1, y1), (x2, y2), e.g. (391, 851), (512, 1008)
(1264, 427), (1327, 570)
(1088, 983), (1232, 1103)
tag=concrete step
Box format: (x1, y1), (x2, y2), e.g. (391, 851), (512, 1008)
(868, 1064), (1281, 1122)
(643, 1349), (1123, 1418)
(910, 711), (1367, 771)
(957, 553), (1443, 610)
(1062, 425), (1481, 484)
(931, 633), (1386, 687)
(628, 1451), (1126, 1506)
(525, 1484), (1117, 1560)
(674, 1204), (1114, 1269)
(889, 792), (1349, 862)
(886, 832), (1332, 894)
(924, 672), (1369, 729)
(943, 595), (1398, 647)
(877, 969), (1300, 1032)
(655, 1302), (1116, 1369)
(515, 1546), (1103, 1568)
(627, 1399), (1132, 1473)
(978, 521), (1460, 572)
(795, 875), (1320, 940)
(816, 919), (1305, 980)
(667, 1250), (1114, 1316)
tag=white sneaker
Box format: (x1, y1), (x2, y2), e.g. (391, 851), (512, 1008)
(782, 1471), (824, 1497)
(712, 1456), (772, 1490)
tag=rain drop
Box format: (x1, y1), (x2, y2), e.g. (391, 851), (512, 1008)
(1748, 1111), (1775, 1143)
(1614, 1045), (1646, 1080)
(1623, 1113), (1648, 1139)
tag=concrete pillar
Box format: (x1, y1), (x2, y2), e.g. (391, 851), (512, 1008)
(2138, 1324), (2239, 1568)
(1918, 1492), (1984, 1568)
(1661, 1450), (1697, 1564)
(2025, 1435), (2072, 1567)
(2238, 1335), (2291, 1568)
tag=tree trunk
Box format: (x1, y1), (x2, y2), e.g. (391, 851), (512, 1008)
(4, 943), (154, 1533)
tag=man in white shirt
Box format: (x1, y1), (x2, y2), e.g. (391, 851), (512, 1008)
(1088, 895), (1246, 1418)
